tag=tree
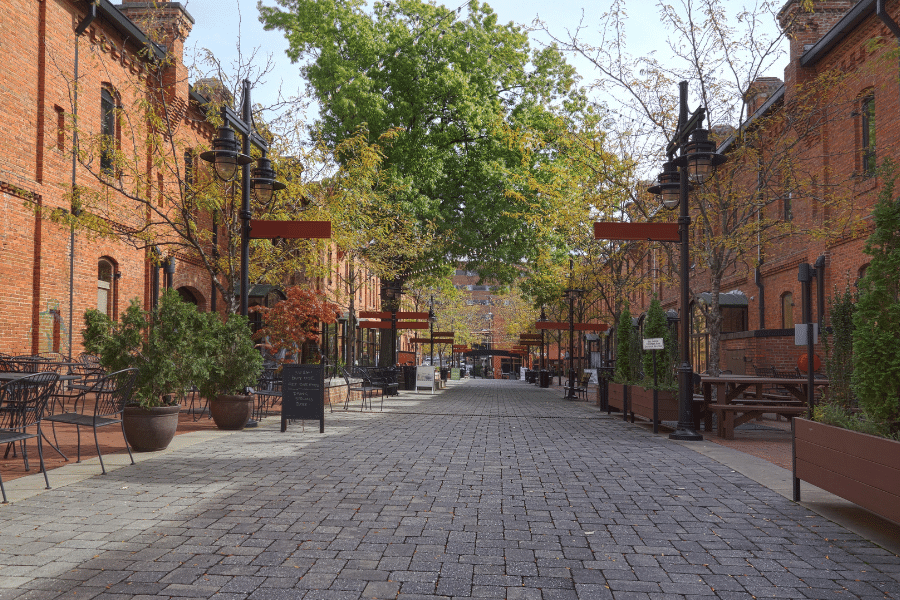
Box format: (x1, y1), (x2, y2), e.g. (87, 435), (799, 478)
(259, 0), (591, 290)
(251, 286), (341, 360)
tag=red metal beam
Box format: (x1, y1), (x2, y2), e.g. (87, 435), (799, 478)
(249, 220), (332, 239)
(359, 322), (429, 330)
(535, 322), (609, 332)
(594, 222), (680, 242)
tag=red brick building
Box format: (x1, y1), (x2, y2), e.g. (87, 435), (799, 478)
(639, 0), (900, 374)
(0, 0), (383, 362)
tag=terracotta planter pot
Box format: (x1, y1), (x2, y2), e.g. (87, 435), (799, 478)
(122, 405), (180, 452)
(209, 394), (254, 430)
(629, 386), (679, 422)
(793, 418), (900, 525)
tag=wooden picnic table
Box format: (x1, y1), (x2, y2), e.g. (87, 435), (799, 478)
(699, 374), (830, 439)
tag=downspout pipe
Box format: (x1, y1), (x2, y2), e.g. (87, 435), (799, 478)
(755, 265), (765, 329)
(68, 4), (97, 359)
(814, 254), (826, 327)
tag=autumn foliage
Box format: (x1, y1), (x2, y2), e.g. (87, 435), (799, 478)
(251, 286), (340, 356)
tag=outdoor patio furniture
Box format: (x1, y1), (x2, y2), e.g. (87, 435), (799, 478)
(342, 367), (379, 411)
(43, 368), (138, 475)
(252, 365), (282, 421)
(0, 371), (59, 502)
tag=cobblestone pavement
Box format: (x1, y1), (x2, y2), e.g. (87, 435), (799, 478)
(1, 379), (899, 599)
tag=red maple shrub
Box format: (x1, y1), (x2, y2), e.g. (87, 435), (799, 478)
(251, 286), (340, 361)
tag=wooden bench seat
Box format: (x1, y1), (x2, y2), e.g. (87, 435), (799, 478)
(708, 403), (807, 439)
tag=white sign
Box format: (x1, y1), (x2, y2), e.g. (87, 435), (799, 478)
(794, 323), (819, 346)
(584, 368), (598, 384)
(520, 367), (526, 380)
(415, 366), (436, 394)
(642, 338), (665, 351)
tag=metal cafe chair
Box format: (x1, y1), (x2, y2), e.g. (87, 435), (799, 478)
(43, 368), (138, 475)
(0, 372), (59, 503)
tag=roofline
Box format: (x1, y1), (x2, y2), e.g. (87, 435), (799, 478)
(190, 88), (269, 150)
(93, 0), (166, 60)
(800, 0), (876, 67)
(717, 84), (785, 153)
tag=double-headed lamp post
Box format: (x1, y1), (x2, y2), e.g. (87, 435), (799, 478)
(428, 296), (436, 366)
(647, 81), (726, 441)
(563, 286), (584, 400)
(200, 79), (285, 317)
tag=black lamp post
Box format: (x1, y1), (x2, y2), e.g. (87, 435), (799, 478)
(539, 306), (547, 372)
(647, 81), (726, 441)
(429, 296), (436, 366)
(563, 287), (584, 399)
(200, 80), (285, 317)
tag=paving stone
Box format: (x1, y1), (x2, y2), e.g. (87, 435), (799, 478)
(0, 381), (898, 600)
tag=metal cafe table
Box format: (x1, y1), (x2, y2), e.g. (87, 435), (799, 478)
(698, 374), (830, 439)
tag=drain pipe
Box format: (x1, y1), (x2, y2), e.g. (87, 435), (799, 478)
(814, 254), (826, 327)
(67, 4), (97, 358)
(877, 0), (900, 39)
(754, 265), (765, 329)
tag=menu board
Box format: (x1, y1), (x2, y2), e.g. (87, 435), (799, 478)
(281, 364), (324, 432)
(450, 368), (461, 380)
(416, 366), (435, 394)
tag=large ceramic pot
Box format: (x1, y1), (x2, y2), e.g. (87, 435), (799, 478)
(793, 418), (900, 525)
(209, 394), (254, 430)
(123, 405), (180, 452)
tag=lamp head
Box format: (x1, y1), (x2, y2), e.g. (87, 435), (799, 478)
(648, 160), (681, 209)
(683, 128), (726, 184)
(199, 126), (251, 181)
(250, 154), (286, 204)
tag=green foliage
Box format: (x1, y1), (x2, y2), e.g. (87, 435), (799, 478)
(82, 290), (215, 408)
(641, 297), (676, 391)
(259, 0), (591, 284)
(812, 403), (900, 441)
(852, 169), (900, 426)
(614, 306), (639, 384)
(198, 315), (263, 400)
(823, 284), (855, 407)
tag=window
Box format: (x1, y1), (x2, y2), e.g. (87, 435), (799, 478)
(721, 306), (748, 333)
(184, 150), (195, 189)
(100, 88), (117, 174)
(861, 94), (876, 175)
(781, 292), (794, 329)
(97, 258), (115, 316)
(55, 106), (65, 151)
(157, 173), (164, 206)
(783, 191), (793, 221)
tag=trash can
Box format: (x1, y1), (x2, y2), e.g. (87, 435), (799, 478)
(440, 367), (449, 381)
(401, 365), (416, 391)
(539, 370), (550, 388)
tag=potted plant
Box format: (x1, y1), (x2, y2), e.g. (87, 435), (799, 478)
(199, 314), (263, 430)
(83, 289), (211, 451)
(629, 297), (679, 424)
(608, 306), (638, 414)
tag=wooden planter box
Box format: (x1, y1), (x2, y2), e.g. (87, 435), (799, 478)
(629, 386), (679, 422)
(608, 382), (626, 412)
(793, 418), (900, 525)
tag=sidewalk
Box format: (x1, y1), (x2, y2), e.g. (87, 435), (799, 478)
(1, 378), (898, 599)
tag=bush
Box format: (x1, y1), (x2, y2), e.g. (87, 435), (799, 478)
(614, 306), (640, 384)
(822, 284), (855, 407)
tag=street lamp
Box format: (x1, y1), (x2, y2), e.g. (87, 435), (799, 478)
(200, 80), (285, 317)
(647, 81), (726, 441)
(429, 296), (436, 367)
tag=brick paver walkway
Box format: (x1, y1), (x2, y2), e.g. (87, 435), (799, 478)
(1, 379), (898, 599)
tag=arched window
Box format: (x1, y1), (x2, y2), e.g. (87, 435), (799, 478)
(781, 292), (794, 329)
(691, 302), (709, 373)
(97, 258), (115, 316)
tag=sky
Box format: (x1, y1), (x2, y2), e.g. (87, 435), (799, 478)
(182, 0), (788, 128)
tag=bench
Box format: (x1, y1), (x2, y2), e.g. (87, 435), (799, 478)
(708, 403), (807, 439)
(573, 373), (591, 401)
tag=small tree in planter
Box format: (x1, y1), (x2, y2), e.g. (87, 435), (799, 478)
(251, 286), (341, 363)
(82, 289), (212, 450)
(613, 306), (639, 384)
(641, 296), (676, 391)
(198, 315), (263, 430)
(851, 171), (900, 434)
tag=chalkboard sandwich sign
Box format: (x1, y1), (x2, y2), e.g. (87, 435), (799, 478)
(280, 364), (325, 433)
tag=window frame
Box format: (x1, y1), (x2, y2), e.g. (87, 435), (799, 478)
(781, 292), (794, 329)
(861, 93), (876, 176)
(100, 87), (117, 174)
